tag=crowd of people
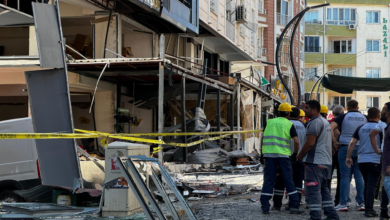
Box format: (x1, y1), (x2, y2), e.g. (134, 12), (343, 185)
(260, 99), (390, 220)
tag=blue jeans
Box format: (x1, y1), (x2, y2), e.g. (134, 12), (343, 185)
(338, 145), (364, 205)
(260, 157), (300, 212)
(383, 176), (390, 204)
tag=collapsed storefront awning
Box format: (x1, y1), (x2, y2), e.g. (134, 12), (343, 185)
(322, 74), (390, 94)
(0, 4), (34, 27)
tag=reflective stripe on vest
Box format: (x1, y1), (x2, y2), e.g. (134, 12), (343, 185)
(262, 117), (293, 156)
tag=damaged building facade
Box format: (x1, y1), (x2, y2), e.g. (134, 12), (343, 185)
(0, 0), (287, 162)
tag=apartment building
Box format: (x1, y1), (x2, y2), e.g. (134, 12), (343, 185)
(231, 0), (306, 106)
(304, 0), (390, 110)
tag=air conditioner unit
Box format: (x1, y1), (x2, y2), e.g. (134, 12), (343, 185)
(348, 24), (356, 30)
(236, 5), (247, 22)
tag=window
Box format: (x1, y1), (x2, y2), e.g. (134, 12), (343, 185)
(277, 0), (289, 25)
(367, 97), (380, 108)
(305, 68), (317, 81)
(258, 0), (265, 14)
(277, 0), (289, 15)
(333, 96), (352, 107)
(332, 40), (352, 53)
(366, 40), (380, 52)
(333, 68), (352, 76)
(305, 11), (319, 23)
(366, 68), (380, 78)
(226, 10), (231, 21)
(210, 0), (217, 13)
(304, 93), (320, 102)
(326, 8), (356, 25)
(304, 36), (320, 52)
(366, 11), (380, 24)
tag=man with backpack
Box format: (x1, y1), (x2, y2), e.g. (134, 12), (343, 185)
(331, 100), (366, 211)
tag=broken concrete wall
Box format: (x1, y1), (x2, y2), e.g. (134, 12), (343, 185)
(240, 89), (262, 154)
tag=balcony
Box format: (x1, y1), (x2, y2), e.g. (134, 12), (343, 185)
(305, 24), (356, 37)
(277, 13), (291, 26)
(305, 20), (322, 25)
(326, 20), (356, 26)
(305, 47), (321, 53)
(305, 53), (356, 65)
(226, 20), (235, 42)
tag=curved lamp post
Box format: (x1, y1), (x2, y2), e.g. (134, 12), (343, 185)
(275, 3), (329, 106)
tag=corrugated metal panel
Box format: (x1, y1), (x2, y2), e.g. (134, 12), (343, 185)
(25, 69), (81, 188)
(32, 3), (65, 68)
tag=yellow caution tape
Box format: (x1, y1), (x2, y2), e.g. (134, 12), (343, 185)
(100, 129), (263, 137)
(100, 136), (109, 148)
(0, 133), (102, 139)
(0, 129), (262, 150)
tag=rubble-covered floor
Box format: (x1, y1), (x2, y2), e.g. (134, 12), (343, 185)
(164, 172), (382, 220)
(1, 172), (383, 220)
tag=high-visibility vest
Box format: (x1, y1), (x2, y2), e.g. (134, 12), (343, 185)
(262, 117), (293, 156)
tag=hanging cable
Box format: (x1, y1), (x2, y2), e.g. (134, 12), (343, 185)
(89, 63), (109, 113)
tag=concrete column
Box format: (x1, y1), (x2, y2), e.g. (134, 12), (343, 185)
(95, 14), (122, 59)
(28, 100), (32, 117)
(29, 26), (38, 56)
(158, 34), (165, 162)
(185, 38), (194, 69)
(95, 90), (115, 140)
(237, 83), (241, 150)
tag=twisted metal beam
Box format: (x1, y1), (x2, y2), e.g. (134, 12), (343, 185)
(275, 3), (329, 106)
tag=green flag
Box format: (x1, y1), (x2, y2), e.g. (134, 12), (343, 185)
(255, 69), (269, 86)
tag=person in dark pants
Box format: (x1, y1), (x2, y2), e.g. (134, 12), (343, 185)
(381, 185), (390, 220)
(346, 107), (382, 217)
(328, 105), (344, 205)
(297, 100), (339, 220)
(369, 102), (390, 220)
(272, 108), (306, 211)
(260, 103), (302, 215)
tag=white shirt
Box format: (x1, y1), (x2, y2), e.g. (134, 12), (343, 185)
(374, 121), (387, 150)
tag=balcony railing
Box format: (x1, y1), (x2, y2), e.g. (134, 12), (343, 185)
(258, 9), (266, 15)
(257, 47), (267, 58)
(326, 20), (356, 26)
(257, 47), (262, 58)
(226, 20), (235, 42)
(258, 1), (266, 14)
(277, 13), (291, 26)
(305, 47), (321, 53)
(305, 20), (322, 24)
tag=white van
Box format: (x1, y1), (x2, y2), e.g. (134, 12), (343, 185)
(0, 117), (41, 202)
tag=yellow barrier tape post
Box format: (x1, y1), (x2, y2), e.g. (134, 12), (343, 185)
(100, 136), (109, 148)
